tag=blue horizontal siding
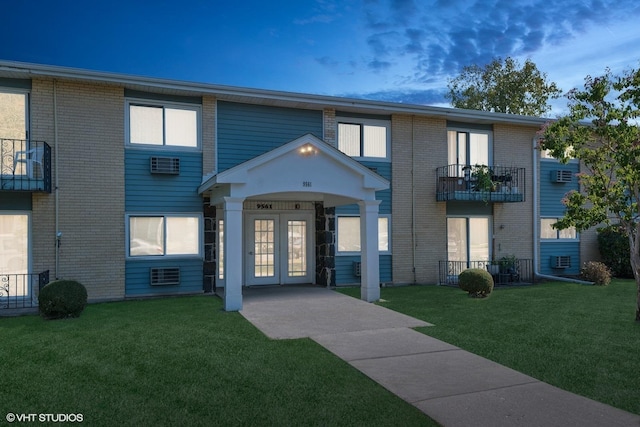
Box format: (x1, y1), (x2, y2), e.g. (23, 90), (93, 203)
(540, 161), (579, 216)
(217, 101), (323, 172)
(336, 161), (391, 215)
(125, 259), (203, 296)
(125, 149), (202, 212)
(540, 241), (580, 276)
(335, 255), (392, 285)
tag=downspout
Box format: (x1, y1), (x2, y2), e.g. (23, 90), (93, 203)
(532, 137), (592, 284)
(54, 80), (60, 279)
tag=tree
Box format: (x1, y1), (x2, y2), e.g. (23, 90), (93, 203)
(538, 67), (640, 321)
(446, 57), (562, 116)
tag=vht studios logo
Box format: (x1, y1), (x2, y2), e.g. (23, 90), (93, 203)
(6, 413), (84, 423)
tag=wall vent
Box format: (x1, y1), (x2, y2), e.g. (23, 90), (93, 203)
(150, 267), (180, 286)
(553, 170), (573, 183)
(552, 256), (571, 269)
(353, 261), (362, 277)
(150, 157), (180, 174)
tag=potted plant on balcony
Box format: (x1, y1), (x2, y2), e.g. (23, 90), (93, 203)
(471, 164), (495, 192)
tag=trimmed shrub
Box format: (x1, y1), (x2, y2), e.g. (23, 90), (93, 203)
(458, 268), (494, 297)
(597, 225), (633, 278)
(38, 280), (88, 319)
(580, 261), (612, 286)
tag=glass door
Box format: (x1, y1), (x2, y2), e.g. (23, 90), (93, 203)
(246, 216), (278, 286)
(245, 213), (313, 286)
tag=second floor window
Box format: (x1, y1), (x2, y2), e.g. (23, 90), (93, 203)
(127, 101), (199, 148)
(338, 119), (389, 160)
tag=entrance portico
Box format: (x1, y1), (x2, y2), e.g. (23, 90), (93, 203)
(198, 134), (389, 311)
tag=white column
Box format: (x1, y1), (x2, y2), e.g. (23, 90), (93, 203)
(358, 200), (381, 302)
(223, 197), (244, 311)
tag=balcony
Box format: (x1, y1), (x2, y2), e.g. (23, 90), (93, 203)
(0, 139), (51, 193)
(436, 164), (525, 202)
(438, 260), (534, 286)
(0, 270), (50, 310)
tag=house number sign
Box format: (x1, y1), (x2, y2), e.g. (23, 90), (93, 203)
(303, 181), (312, 187)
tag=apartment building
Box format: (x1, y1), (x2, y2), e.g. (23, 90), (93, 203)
(0, 61), (594, 311)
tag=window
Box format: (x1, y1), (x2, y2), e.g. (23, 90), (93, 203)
(0, 213), (29, 275)
(337, 119), (389, 159)
(540, 218), (577, 239)
(336, 216), (390, 253)
(447, 217), (490, 262)
(540, 146), (574, 160)
(127, 101), (199, 148)
(128, 215), (201, 257)
(448, 130), (491, 175)
(1, 89), (29, 176)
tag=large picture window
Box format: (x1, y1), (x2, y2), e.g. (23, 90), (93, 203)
(127, 101), (199, 148)
(337, 119), (389, 159)
(128, 215), (201, 257)
(336, 216), (390, 253)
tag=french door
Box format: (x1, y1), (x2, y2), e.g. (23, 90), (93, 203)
(245, 212), (313, 285)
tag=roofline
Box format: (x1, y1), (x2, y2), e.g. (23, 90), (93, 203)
(0, 59), (549, 126)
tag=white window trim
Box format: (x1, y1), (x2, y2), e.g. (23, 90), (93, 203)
(125, 98), (202, 150)
(540, 217), (579, 241)
(126, 213), (203, 259)
(335, 214), (392, 256)
(336, 117), (391, 162)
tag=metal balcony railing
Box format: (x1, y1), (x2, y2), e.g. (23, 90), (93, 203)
(436, 164), (525, 202)
(438, 260), (534, 286)
(0, 139), (51, 193)
(0, 270), (50, 309)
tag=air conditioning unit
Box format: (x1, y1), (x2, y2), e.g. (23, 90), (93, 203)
(353, 261), (362, 277)
(553, 170), (573, 183)
(150, 157), (180, 174)
(552, 256), (571, 269)
(150, 267), (180, 286)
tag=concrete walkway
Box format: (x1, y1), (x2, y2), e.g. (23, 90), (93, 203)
(240, 286), (640, 427)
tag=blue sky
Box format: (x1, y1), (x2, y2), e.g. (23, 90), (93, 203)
(3, 0), (640, 115)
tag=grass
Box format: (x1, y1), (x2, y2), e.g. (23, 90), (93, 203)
(340, 280), (640, 415)
(0, 295), (436, 426)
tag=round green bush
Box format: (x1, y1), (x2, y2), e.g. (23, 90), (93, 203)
(38, 280), (88, 319)
(458, 268), (494, 297)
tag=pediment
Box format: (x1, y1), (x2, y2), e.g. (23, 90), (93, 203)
(199, 134), (389, 205)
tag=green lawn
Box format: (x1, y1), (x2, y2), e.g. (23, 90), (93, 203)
(340, 280), (640, 415)
(0, 296), (436, 426)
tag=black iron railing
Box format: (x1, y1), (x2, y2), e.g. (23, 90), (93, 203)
(0, 139), (51, 193)
(438, 260), (534, 286)
(436, 164), (525, 202)
(0, 270), (50, 309)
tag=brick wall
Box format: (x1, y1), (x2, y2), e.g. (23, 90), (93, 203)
(30, 79), (126, 301)
(30, 80), (56, 280)
(202, 95), (216, 175)
(323, 108), (336, 146)
(492, 124), (536, 261)
(391, 115), (448, 284)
